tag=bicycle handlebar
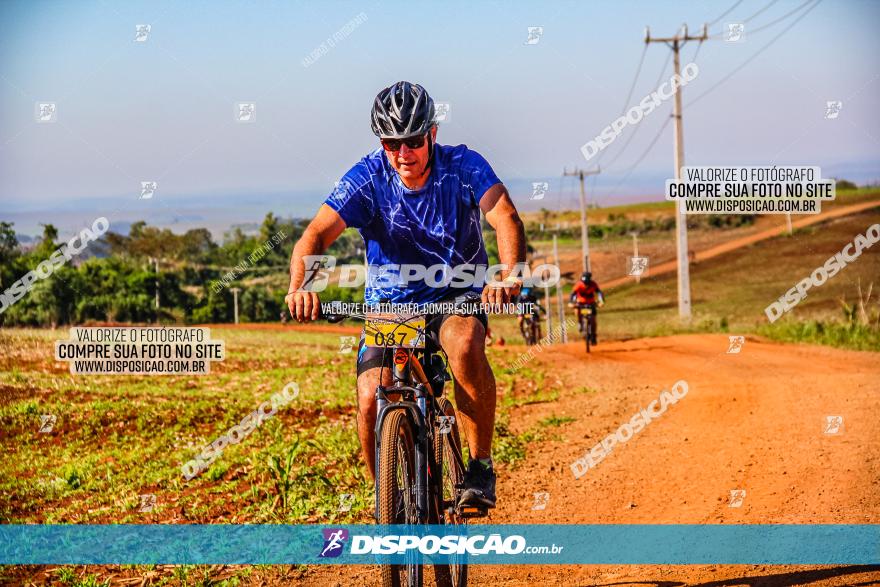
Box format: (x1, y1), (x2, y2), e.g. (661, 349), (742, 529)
(321, 291), (486, 324)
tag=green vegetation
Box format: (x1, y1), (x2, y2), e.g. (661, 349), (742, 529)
(492, 412), (543, 468)
(0, 324), (567, 526)
(539, 414), (576, 427)
(758, 281), (880, 351)
(0, 214), (364, 327)
(0, 327), (371, 527)
(53, 569), (109, 587)
(759, 319), (880, 351)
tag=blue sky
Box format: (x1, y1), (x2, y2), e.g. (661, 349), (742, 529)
(1, 0), (878, 237)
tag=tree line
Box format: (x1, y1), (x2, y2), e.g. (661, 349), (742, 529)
(0, 213), (364, 327)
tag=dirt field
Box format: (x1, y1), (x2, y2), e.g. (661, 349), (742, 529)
(4, 328), (879, 586)
(298, 333), (880, 586)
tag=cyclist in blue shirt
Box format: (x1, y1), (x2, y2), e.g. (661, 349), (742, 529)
(286, 82), (526, 511)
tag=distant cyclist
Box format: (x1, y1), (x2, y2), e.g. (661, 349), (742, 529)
(285, 81), (527, 512)
(516, 286), (545, 343)
(570, 271), (603, 345)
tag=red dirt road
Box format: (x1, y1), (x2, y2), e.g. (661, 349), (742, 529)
(303, 334), (880, 586)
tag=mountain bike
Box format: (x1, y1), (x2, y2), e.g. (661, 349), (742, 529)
(573, 303), (596, 353)
(325, 293), (485, 587)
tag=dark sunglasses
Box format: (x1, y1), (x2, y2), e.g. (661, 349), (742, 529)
(380, 134), (427, 151)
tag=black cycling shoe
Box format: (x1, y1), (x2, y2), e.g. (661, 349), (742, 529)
(458, 459), (496, 509)
(591, 336), (597, 345)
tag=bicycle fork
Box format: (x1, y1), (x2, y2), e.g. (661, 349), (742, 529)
(373, 383), (432, 524)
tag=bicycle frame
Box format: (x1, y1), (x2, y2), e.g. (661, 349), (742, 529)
(372, 344), (468, 524)
(324, 302), (476, 585)
(373, 350), (429, 521)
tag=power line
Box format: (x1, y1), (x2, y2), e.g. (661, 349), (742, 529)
(710, 0), (813, 38)
(708, 0), (745, 26)
(740, 0), (781, 24)
(608, 112), (672, 193)
(748, 0), (816, 34)
(602, 49), (673, 171)
(704, 0), (783, 37)
(691, 37), (705, 63)
(619, 44), (649, 118)
(593, 43), (649, 168)
(688, 0), (822, 107)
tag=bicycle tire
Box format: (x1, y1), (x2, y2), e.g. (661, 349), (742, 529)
(378, 410), (422, 587)
(432, 397), (467, 587)
(585, 314), (591, 354)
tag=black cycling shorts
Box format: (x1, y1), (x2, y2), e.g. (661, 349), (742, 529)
(355, 304), (488, 377)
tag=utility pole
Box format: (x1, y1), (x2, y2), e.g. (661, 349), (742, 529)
(230, 287), (241, 324)
(563, 166), (601, 272)
(552, 235), (567, 343)
(645, 24), (706, 321)
(631, 232), (641, 284)
(535, 254), (553, 338)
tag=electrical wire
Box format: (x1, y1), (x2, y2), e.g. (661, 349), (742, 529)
(688, 0), (822, 107)
(708, 0), (745, 26)
(607, 111), (673, 195)
(602, 49), (673, 171)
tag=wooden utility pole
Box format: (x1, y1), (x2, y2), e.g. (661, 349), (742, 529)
(563, 166), (601, 272)
(552, 235), (567, 343)
(645, 24), (706, 320)
(535, 254), (553, 338)
(230, 287), (241, 324)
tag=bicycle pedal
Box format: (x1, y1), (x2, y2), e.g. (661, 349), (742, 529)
(458, 505), (489, 518)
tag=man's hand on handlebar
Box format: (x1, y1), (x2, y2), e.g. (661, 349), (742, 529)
(286, 290), (321, 323)
(481, 277), (521, 311)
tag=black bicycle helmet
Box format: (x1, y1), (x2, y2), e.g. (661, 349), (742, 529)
(581, 272), (592, 282)
(370, 81), (435, 139)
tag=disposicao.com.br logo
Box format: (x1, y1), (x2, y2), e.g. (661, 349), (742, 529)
(323, 530), (563, 557)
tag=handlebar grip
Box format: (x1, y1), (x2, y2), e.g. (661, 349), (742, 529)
(452, 291), (484, 314)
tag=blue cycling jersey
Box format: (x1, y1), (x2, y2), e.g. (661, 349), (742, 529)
(324, 143), (501, 305)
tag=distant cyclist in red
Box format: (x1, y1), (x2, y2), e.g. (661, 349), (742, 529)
(570, 271), (603, 345)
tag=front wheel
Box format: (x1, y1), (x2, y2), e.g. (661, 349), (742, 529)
(584, 313), (591, 354)
(530, 319), (541, 345)
(378, 410), (422, 587)
(521, 319), (532, 346)
(432, 398), (467, 587)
